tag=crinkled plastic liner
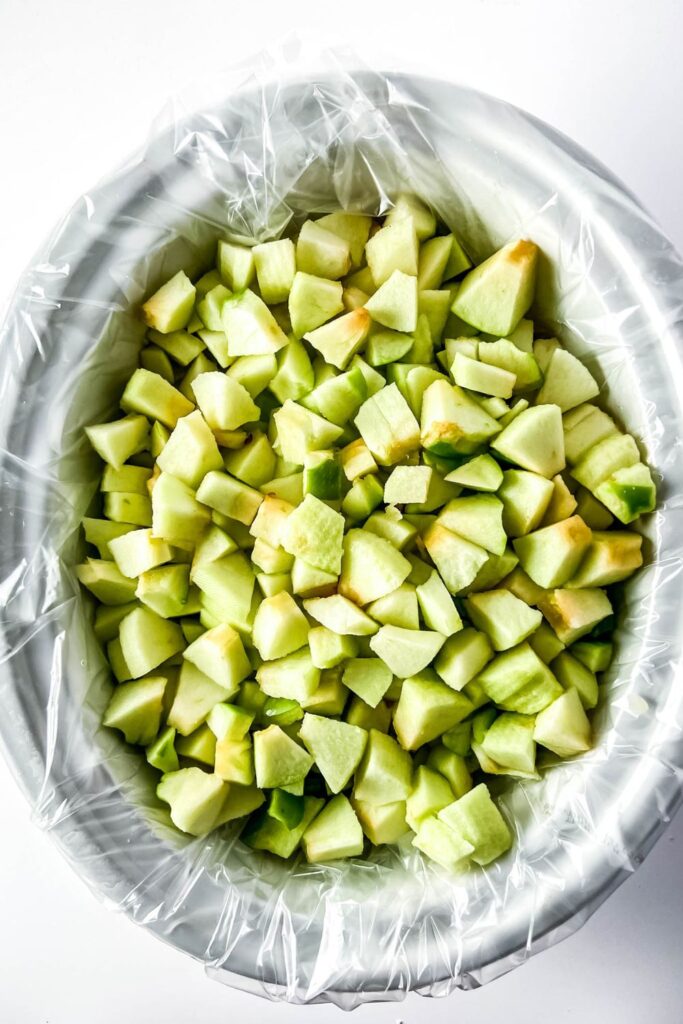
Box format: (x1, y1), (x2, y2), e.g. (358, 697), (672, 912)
(1, 39), (683, 1010)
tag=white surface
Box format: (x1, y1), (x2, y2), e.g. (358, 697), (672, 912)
(1, 0), (682, 1020)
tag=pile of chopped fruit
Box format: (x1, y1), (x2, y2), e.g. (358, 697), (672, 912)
(76, 195), (655, 871)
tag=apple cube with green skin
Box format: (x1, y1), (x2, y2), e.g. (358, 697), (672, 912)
(366, 583), (420, 630)
(365, 217), (419, 285)
(352, 798), (408, 845)
(365, 270), (418, 332)
(406, 766), (454, 832)
(539, 473), (577, 526)
(383, 465), (432, 505)
(221, 289), (289, 356)
(147, 328), (205, 366)
(452, 352), (516, 399)
(413, 816), (474, 871)
(364, 510), (418, 551)
(118, 606), (185, 679)
(438, 495), (507, 555)
(345, 696), (391, 733)
(426, 745), (472, 797)
(393, 671), (473, 750)
(183, 623), (250, 691)
(341, 658), (393, 708)
(301, 794), (364, 862)
(301, 671), (348, 716)
(463, 547), (519, 596)
(176, 723), (217, 766)
(242, 795), (324, 858)
(251, 591), (309, 660)
(254, 724), (313, 789)
(303, 595), (377, 636)
(85, 415), (149, 470)
(142, 270), (196, 334)
(416, 570), (463, 636)
(207, 702), (254, 741)
(304, 308), (372, 370)
(83, 518), (137, 560)
(108, 528), (173, 579)
(121, 369), (194, 429)
(533, 687), (591, 757)
(451, 239), (538, 336)
(196, 282), (231, 331)
(341, 475), (384, 522)
(465, 590), (542, 651)
(103, 675), (167, 746)
(492, 405), (565, 478)
(477, 339), (541, 392)
(223, 432), (277, 489)
(304, 365), (367, 426)
(146, 726), (179, 773)
(594, 463), (656, 523)
(103, 491), (152, 527)
(355, 383), (421, 466)
(270, 338), (315, 404)
(252, 239), (296, 304)
(272, 400), (344, 465)
(296, 220), (351, 279)
(190, 372), (259, 431)
(339, 528), (411, 605)
(551, 650), (598, 709)
(214, 735), (254, 785)
(192, 553), (255, 630)
(536, 348), (599, 411)
(340, 438), (378, 481)
(366, 328), (414, 367)
(218, 240), (255, 292)
(290, 559), (338, 599)
(299, 713), (367, 793)
(498, 469), (555, 537)
(151, 472), (211, 547)
(513, 515), (592, 588)
(266, 788), (305, 829)
(136, 564), (191, 618)
(354, 729), (413, 803)
(93, 602), (139, 644)
(256, 648), (321, 703)
(154, 410), (223, 488)
(196, 471), (263, 527)
(157, 768), (227, 836)
(76, 560), (138, 606)
(303, 450), (343, 501)
(538, 588), (612, 645)
(369, 625), (445, 679)
(423, 523), (488, 594)
(437, 783), (512, 865)
(563, 404), (618, 464)
(479, 713), (537, 774)
(574, 488), (614, 530)
(421, 380), (500, 457)
(571, 640), (613, 673)
(476, 642), (563, 713)
(282, 494), (344, 575)
(571, 433), (640, 492)
(528, 622), (566, 663)
(444, 454), (503, 492)
(168, 662), (232, 735)
(567, 530), (643, 588)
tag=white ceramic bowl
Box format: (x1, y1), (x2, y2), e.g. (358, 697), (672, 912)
(1, 70), (683, 1008)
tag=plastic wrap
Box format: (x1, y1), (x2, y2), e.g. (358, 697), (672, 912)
(2, 39), (683, 1009)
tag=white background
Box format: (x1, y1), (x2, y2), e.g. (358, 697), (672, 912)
(1, 1), (683, 1020)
